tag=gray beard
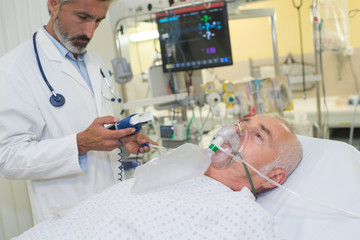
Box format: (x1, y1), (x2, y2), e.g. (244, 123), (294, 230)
(53, 17), (88, 54)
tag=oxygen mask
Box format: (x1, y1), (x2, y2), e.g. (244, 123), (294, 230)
(208, 122), (249, 169)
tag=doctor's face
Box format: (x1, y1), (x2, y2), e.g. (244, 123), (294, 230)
(52, 0), (109, 54)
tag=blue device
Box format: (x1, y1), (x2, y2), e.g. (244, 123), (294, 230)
(107, 112), (153, 135)
(109, 112), (153, 181)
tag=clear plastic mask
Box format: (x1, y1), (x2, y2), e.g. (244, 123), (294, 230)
(209, 122), (249, 169)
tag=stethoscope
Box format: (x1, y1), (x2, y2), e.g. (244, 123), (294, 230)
(32, 32), (121, 107)
(99, 68), (121, 103)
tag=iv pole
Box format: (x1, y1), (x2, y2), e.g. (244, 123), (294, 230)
(311, 0), (323, 138)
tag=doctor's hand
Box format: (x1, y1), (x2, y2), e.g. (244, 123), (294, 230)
(122, 132), (158, 154)
(76, 116), (136, 155)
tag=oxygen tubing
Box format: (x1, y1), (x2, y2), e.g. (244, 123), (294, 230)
(216, 145), (360, 219)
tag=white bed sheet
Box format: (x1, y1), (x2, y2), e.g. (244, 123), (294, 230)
(14, 176), (283, 240)
(257, 135), (360, 240)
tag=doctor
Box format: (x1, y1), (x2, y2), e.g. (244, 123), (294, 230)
(0, 0), (155, 224)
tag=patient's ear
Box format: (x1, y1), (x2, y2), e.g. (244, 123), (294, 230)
(261, 168), (287, 189)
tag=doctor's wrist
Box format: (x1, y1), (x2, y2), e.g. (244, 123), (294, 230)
(77, 131), (89, 155)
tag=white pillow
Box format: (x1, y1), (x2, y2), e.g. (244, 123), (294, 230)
(257, 135), (360, 240)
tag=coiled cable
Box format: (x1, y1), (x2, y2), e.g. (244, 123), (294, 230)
(117, 138), (124, 181)
(118, 140), (151, 181)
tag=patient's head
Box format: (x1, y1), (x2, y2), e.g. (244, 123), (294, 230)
(205, 115), (303, 194)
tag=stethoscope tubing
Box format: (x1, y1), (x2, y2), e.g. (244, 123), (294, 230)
(33, 32), (55, 93)
(33, 32), (66, 107)
(33, 31), (120, 107)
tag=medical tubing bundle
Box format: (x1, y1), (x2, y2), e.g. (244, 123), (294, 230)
(216, 145), (360, 219)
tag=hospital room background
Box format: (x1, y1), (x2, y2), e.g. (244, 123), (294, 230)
(0, 0), (360, 239)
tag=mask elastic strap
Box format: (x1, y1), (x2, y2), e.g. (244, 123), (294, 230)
(235, 152), (257, 198)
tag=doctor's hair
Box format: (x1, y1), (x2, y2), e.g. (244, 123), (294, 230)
(47, 0), (114, 15)
(259, 117), (303, 177)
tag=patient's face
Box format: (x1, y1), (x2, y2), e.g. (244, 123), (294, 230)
(240, 115), (291, 170)
(205, 115), (293, 191)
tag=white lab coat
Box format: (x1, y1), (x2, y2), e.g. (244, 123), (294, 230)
(0, 28), (119, 224)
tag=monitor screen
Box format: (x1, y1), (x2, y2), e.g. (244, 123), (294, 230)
(156, 1), (233, 73)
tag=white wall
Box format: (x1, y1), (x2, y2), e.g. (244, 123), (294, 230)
(0, 1), (49, 239)
(0, 0), (116, 239)
(0, 180), (33, 240)
(0, 0), (49, 56)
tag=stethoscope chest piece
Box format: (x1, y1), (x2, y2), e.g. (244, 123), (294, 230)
(50, 93), (65, 107)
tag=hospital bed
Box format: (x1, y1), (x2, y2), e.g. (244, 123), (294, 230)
(12, 135), (360, 240)
(257, 135), (360, 240)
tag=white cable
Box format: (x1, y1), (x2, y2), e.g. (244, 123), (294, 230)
(199, 107), (211, 134)
(216, 145), (360, 219)
(191, 108), (201, 133)
(148, 144), (166, 150)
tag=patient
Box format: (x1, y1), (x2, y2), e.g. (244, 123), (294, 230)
(14, 115), (302, 240)
(206, 115), (303, 195)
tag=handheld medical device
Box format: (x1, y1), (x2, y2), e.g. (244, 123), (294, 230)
(107, 112), (153, 134)
(107, 112), (153, 181)
(32, 32), (121, 107)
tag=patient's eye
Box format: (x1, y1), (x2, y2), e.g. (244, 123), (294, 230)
(253, 131), (264, 144)
(256, 132), (262, 139)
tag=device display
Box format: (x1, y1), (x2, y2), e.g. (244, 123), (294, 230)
(156, 1), (232, 73)
(160, 122), (187, 141)
(160, 125), (174, 139)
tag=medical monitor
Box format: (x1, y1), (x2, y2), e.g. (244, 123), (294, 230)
(156, 1), (232, 73)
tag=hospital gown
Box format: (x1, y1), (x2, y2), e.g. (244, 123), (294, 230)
(14, 176), (283, 240)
